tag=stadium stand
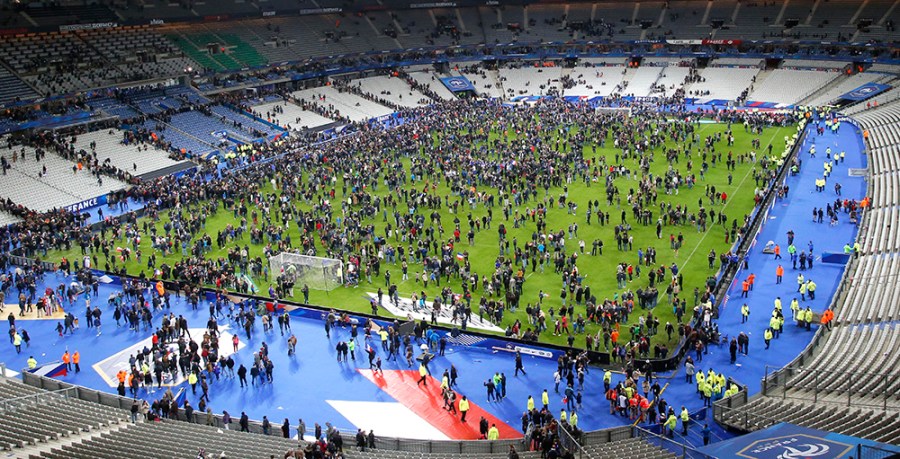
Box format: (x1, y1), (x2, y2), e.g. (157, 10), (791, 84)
(0, 377), (129, 450)
(803, 73), (891, 107)
(32, 417), (300, 459)
(1, 2), (900, 457)
(499, 66), (563, 97)
(451, 64), (503, 99)
(344, 448), (542, 459)
(522, 4), (571, 42)
(0, 28), (198, 97)
(747, 69), (841, 105)
(652, 66), (691, 97)
(291, 86), (394, 123)
(582, 436), (676, 458)
(0, 210), (21, 227)
(250, 100), (337, 131)
(0, 65), (39, 106)
(622, 66), (664, 98)
(70, 130), (194, 179)
(0, 143), (129, 212)
(349, 75), (434, 108)
(659, 0), (713, 39)
(0, 372), (681, 459)
(136, 118), (217, 159)
(562, 59), (628, 97)
(406, 69), (457, 101)
(686, 66), (758, 102)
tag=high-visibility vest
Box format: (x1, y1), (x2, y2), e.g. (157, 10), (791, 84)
(459, 399), (469, 412)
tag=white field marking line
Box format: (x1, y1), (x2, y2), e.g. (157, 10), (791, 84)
(680, 127), (784, 270)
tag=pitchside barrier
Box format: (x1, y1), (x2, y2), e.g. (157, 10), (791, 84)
(17, 368), (657, 453)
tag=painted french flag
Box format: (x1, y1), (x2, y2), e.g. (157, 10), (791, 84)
(31, 363), (68, 378)
(456, 253), (465, 261)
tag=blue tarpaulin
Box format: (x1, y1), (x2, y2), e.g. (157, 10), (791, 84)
(697, 423), (900, 459)
(439, 76), (476, 92)
(839, 83), (891, 101)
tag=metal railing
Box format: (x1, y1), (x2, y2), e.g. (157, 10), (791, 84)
(712, 401), (781, 433)
(631, 426), (715, 459)
(711, 388), (749, 426)
(762, 364), (898, 411)
(354, 434), (527, 454)
(0, 386), (78, 414)
(557, 422), (589, 459)
(858, 443), (899, 459)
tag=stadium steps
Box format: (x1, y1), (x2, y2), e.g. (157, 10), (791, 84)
(166, 32), (246, 72)
(489, 69), (506, 99)
(181, 33), (245, 70)
(796, 72), (851, 105)
(154, 117), (222, 155)
(19, 423), (129, 458)
(215, 33), (268, 69)
(165, 33), (227, 73)
(0, 61), (40, 105)
(748, 69), (772, 96)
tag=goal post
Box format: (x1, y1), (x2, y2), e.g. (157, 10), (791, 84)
(269, 252), (344, 291)
(595, 106), (632, 117)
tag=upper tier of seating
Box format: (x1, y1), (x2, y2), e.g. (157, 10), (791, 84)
(0, 28), (201, 97)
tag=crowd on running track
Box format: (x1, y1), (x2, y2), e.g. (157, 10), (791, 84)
(0, 93), (823, 457)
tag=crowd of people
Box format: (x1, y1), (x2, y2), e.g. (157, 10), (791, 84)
(0, 90), (812, 459)
(1, 94), (803, 366)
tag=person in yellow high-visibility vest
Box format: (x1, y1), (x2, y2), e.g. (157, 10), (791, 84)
(459, 396), (470, 422)
(680, 406), (690, 434)
(417, 363), (428, 386)
(702, 381), (712, 407)
(559, 409), (567, 423)
(526, 395), (534, 412)
(571, 411), (578, 428)
(665, 411), (677, 438)
(541, 389), (549, 408)
(27, 356), (37, 369)
(487, 424), (499, 440)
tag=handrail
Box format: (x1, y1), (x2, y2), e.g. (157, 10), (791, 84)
(0, 386), (78, 414)
(631, 425), (714, 459)
(632, 382), (670, 428)
(557, 421), (589, 459)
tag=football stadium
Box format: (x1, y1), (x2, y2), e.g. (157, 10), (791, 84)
(0, 0), (898, 458)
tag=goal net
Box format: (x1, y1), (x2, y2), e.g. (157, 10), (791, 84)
(269, 252), (344, 291)
(595, 106), (632, 117)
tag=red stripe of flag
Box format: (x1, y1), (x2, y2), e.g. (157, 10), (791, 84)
(358, 369), (521, 440)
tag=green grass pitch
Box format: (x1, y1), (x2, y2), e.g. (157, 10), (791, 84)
(45, 119), (794, 351)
